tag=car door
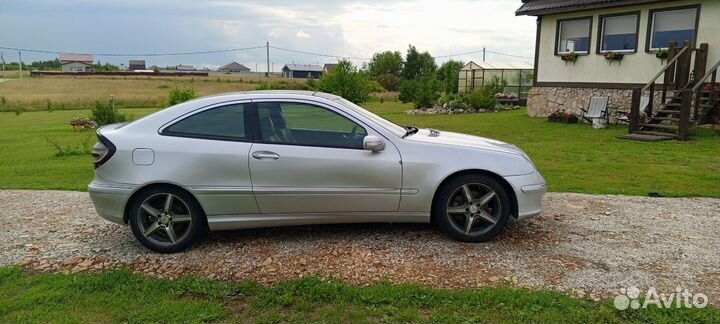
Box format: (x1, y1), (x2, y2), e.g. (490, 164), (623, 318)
(158, 101), (258, 217)
(248, 100), (402, 214)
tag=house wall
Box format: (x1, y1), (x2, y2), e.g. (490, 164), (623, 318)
(61, 62), (93, 72)
(529, 0), (719, 117)
(536, 0), (718, 84)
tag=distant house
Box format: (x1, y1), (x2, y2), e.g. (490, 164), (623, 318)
(219, 62), (251, 73)
(282, 64), (323, 79)
(129, 60), (146, 71)
(59, 53), (94, 72)
(176, 64), (195, 71)
(322, 63), (338, 74)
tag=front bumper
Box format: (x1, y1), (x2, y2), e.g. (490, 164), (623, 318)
(504, 172), (547, 220)
(88, 182), (134, 225)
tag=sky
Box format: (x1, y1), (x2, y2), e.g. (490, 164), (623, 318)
(0, 0), (537, 72)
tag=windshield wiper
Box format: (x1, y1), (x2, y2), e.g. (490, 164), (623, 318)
(402, 126), (419, 138)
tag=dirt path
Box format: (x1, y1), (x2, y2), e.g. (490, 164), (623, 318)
(1, 190), (718, 304)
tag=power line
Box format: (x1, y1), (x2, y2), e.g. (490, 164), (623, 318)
(0, 45), (266, 57)
(0, 44), (533, 61)
(269, 46), (371, 60)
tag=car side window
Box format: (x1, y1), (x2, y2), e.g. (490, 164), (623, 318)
(163, 104), (248, 141)
(257, 102), (368, 149)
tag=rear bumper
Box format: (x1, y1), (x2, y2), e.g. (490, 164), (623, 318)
(504, 172), (547, 220)
(88, 182), (134, 225)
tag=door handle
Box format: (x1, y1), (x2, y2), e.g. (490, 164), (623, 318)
(252, 151), (280, 160)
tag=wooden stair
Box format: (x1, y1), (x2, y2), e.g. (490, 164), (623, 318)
(619, 42), (720, 141)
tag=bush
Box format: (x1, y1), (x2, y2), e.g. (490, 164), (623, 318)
(467, 89), (497, 110)
(439, 93), (469, 110)
(318, 59), (372, 104)
(413, 75), (440, 109)
(484, 75), (507, 96)
(91, 101), (128, 126)
(45, 136), (92, 157)
(375, 74), (402, 91)
(306, 76), (318, 90)
(367, 80), (386, 93)
(168, 88), (197, 106)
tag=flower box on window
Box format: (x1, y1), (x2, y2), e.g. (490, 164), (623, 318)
(604, 52), (624, 65)
(561, 52), (579, 64)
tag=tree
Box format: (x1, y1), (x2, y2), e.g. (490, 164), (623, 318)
(402, 45), (436, 81)
(375, 73), (402, 91)
(368, 51), (403, 77)
(412, 74), (440, 108)
(319, 59), (372, 104)
(436, 60), (464, 94)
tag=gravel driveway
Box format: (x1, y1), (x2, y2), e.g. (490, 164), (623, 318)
(1, 190), (718, 304)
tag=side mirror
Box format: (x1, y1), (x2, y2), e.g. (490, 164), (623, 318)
(363, 135), (385, 152)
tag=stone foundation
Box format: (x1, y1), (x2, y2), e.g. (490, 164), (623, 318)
(527, 86), (662, 122)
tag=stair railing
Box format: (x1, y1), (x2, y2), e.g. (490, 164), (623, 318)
(630, 43), (690, 133)
(691, 58), (720, 124)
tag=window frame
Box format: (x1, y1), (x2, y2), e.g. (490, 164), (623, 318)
(159, 100), (254, 142)
(555, 16), (593, 55)
(250, 99), (372, 150)
(645, 4), (701, 52)
(596, 11), (640, 54)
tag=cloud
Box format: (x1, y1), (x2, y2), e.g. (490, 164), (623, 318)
(0, 0), (536, 70)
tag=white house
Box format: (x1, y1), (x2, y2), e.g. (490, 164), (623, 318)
(516, 0), (719, 121)
(59, 53), (94, 72)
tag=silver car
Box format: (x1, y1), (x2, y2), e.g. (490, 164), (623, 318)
(89, 91), (546, 253)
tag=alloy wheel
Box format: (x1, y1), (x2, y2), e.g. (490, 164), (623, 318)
(445, 183), (502, 236)
(136, 193), (193, 246)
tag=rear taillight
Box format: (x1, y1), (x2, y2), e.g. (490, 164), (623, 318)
(92, 135), (116, 169)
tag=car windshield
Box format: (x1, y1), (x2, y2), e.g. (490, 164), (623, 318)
(334, 98), (408, 138)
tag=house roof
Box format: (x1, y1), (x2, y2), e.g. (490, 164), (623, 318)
(176, 64), (195, 70)
(461, 61), (534, 70)
(516, 0), (673, 16)
(129, 60), (145, 65)
(282, 64), (323, 72)
(219, 62), (251, 71)
(59, 53), (93, 63)
(323, 63), (338, 72)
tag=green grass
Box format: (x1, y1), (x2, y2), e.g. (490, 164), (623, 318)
(1, 102), (719, 196)
(1, 267), (718, 323)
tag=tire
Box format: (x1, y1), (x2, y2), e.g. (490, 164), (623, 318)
(433, 173), (511, 242)
(128, 186), (204, 253)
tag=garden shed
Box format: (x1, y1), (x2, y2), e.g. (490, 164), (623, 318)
(458, 61), (534, 99)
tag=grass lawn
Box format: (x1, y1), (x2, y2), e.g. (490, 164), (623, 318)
(1, 267), (718, 323)
(1, 102), (719, 196)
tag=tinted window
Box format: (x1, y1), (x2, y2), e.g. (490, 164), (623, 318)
(557, 18), (591, 54)
(650, 8), (697, 50)
(600, 14), (638, 52)
(257, 102), (367, 149)
(164, 104), (247, 140)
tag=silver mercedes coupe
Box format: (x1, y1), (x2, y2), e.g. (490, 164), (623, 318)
(89, 91), (546, 252)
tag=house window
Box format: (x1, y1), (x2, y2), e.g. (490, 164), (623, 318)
(648, 7), (698, 50)
(599, 13), (638, 52)
(557, 17), (592, 54)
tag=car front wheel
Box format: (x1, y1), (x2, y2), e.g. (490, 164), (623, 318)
(128, 186), (204, 253)
(434, 174), (511, 242)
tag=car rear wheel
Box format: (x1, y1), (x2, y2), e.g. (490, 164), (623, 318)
(434, 174), (511, 242)
(128, 186), (204, 253)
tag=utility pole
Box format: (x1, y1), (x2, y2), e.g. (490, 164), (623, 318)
(482, 47), (486, 62)
(18, 50), (22, 78)
(1, 51), (5, 81)
(266, 41), (270, 77)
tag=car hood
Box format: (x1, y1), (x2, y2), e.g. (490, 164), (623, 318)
(405, 129), (525, 156)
